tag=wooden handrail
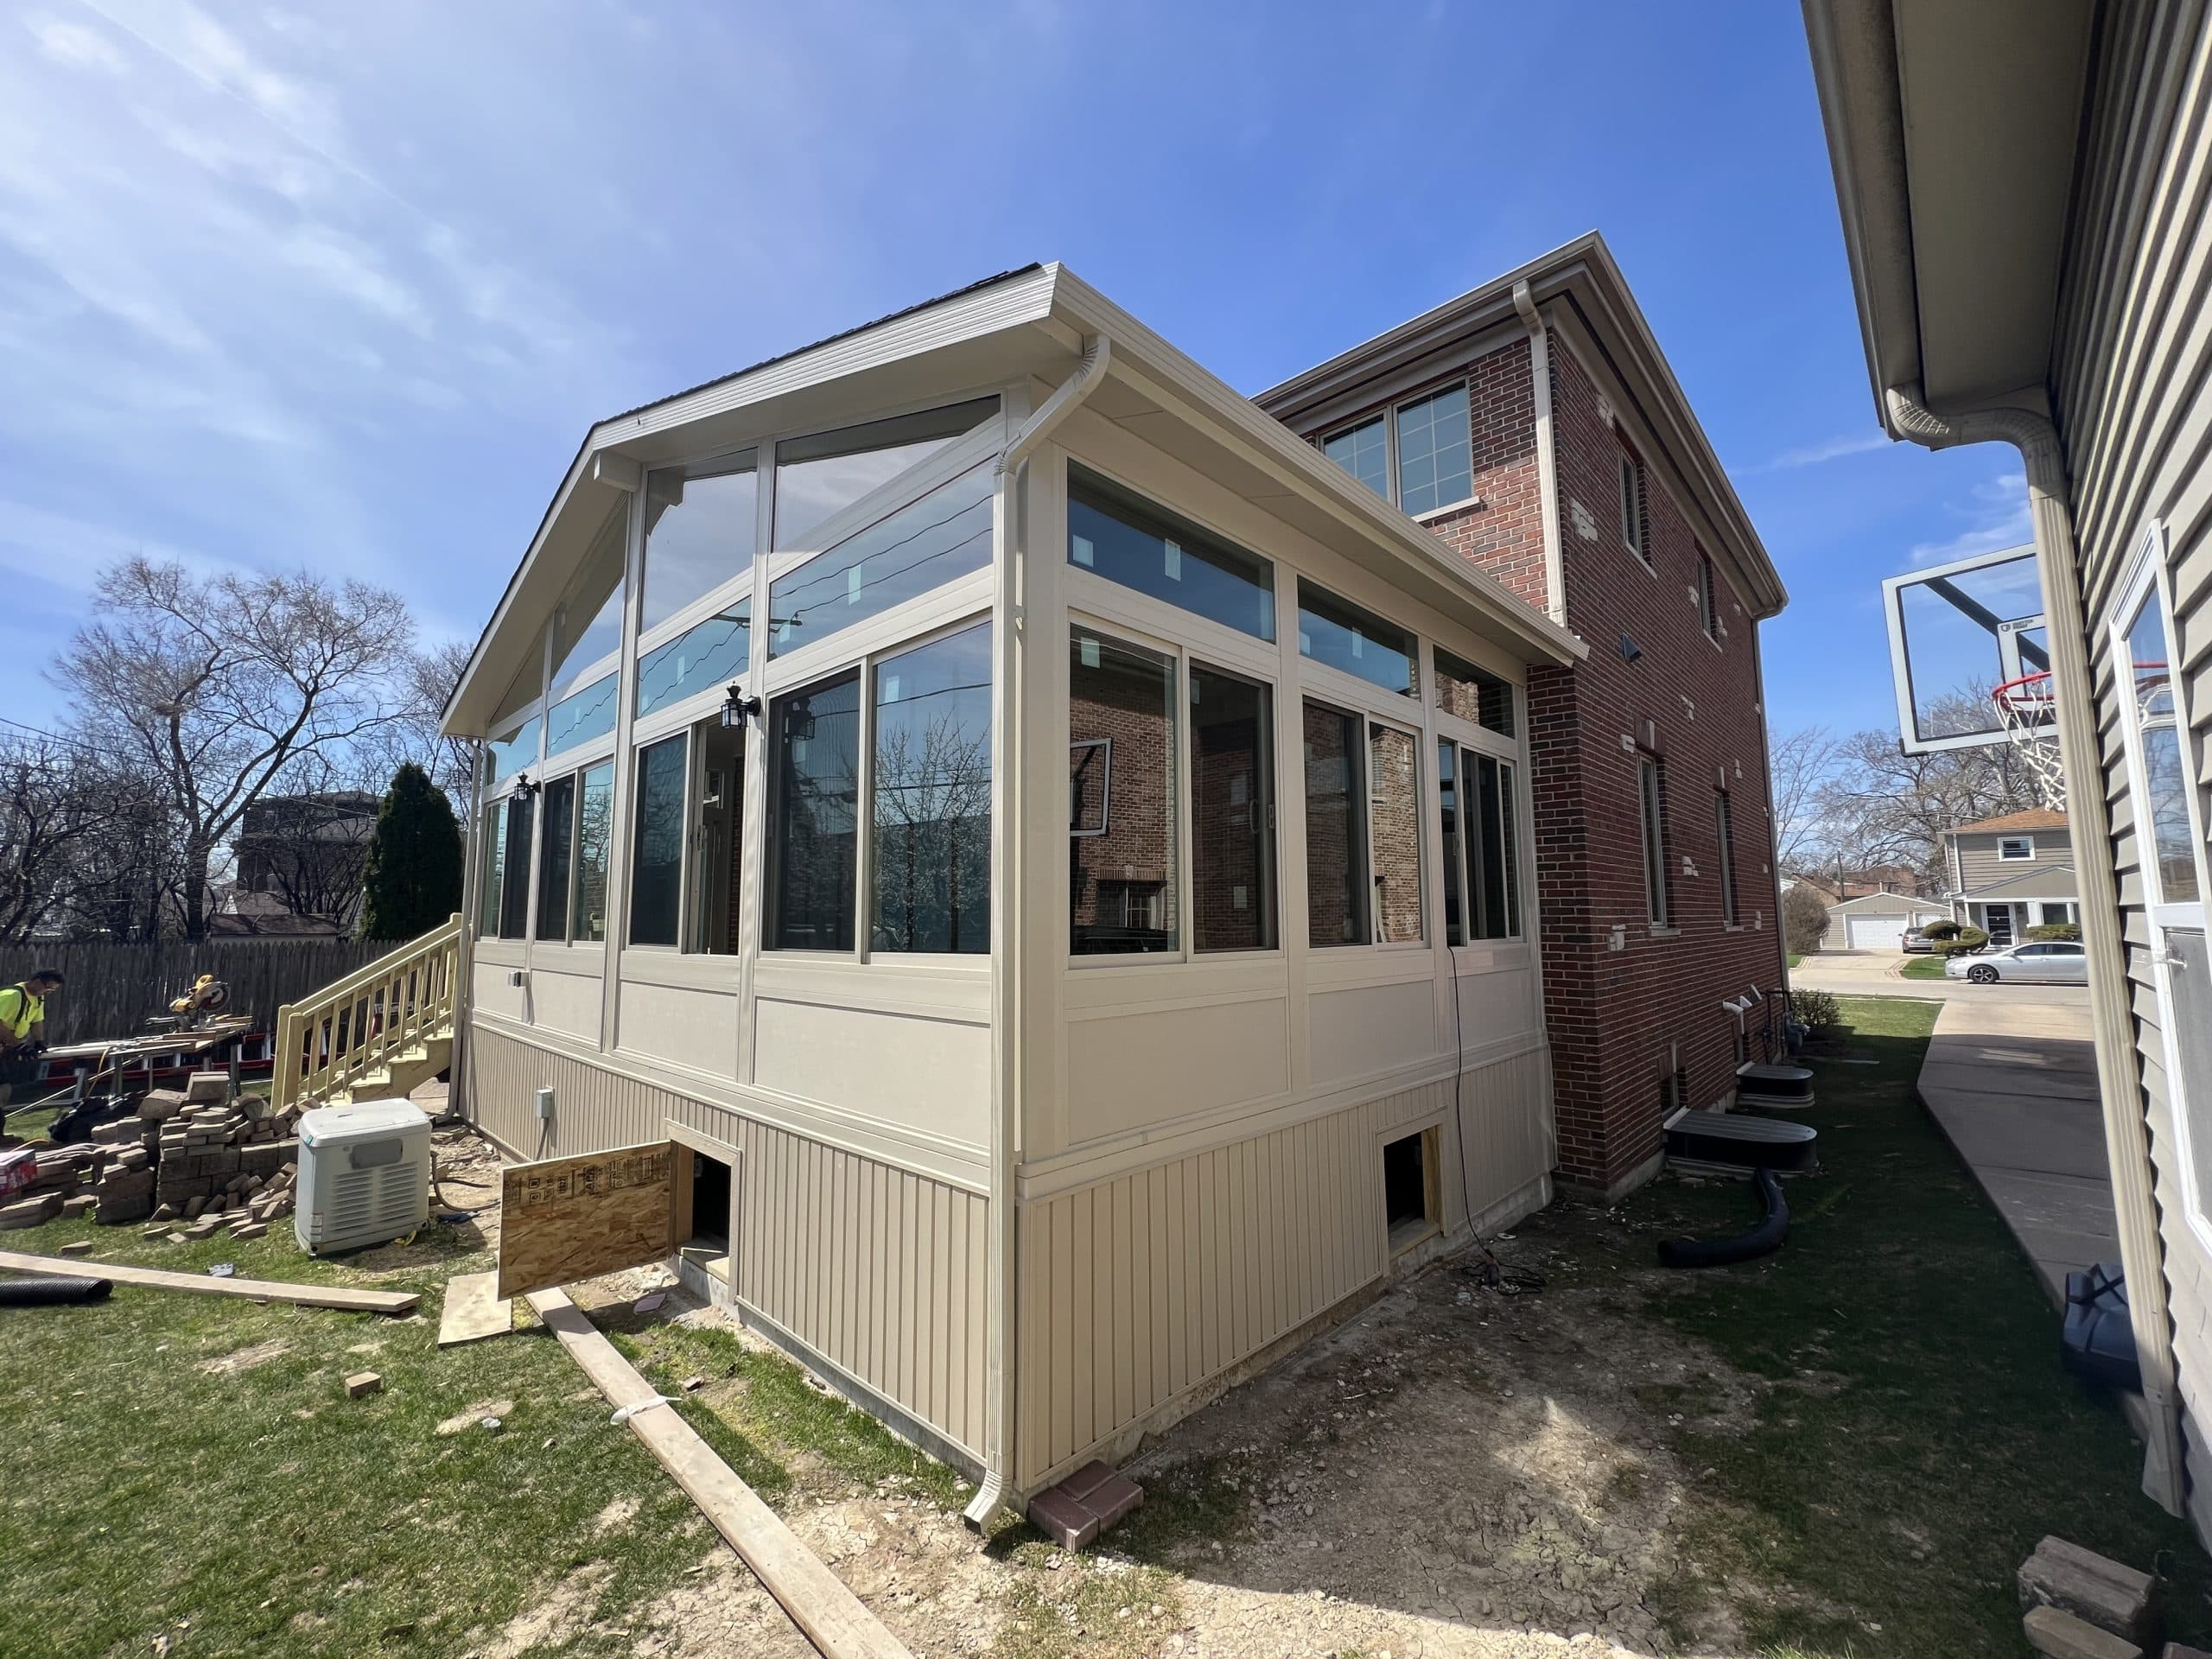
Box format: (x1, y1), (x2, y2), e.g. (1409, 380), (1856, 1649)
(273, 914), (462, 1111)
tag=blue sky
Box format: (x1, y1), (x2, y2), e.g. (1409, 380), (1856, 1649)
(0, 0), (2029, 741)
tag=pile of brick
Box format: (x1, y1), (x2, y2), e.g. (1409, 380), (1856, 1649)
(0, 1146), (103, 1230)
(2018, 1534), (2180, 1658)
(141, 1073), (301, 1238)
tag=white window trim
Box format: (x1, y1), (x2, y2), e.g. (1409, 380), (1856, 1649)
(1998, 836), (2036, 861)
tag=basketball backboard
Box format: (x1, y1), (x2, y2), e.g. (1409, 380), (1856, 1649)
(1881, 544), (2050, 753)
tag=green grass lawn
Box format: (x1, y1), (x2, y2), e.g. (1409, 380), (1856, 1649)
(1788, 952), (1804, 969)
(1899, 953), (1950, 979)
(1576, 994), (2204, 1656)
(0, 1207), (961, 1657)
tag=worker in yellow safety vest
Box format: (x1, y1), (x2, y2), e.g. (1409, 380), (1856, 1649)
(0, 969), (65, 1114)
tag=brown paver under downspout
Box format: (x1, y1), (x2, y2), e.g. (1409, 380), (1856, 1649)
(1916, 997), (2120, 1304)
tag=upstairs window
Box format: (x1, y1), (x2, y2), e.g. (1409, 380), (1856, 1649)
(1696, 550), (1720, 640)
(1319, 383), (1473, 516)
(1618, 449), (1647, 563)
(1638, 753), (1670, 926)
(1067, 467), (1276, 641)
(1715, 789), (1738, 925)
(1298, 581), (1414, 696)
(1393, 385), (1472, 515)
(641, 453), (756, 634)
(1321, 417), (1388, 499)
(1998, 836), (2035, 861)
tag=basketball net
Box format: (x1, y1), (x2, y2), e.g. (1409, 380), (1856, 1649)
(1991, 671), (2067, 811)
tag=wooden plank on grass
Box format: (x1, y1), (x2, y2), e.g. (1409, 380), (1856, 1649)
(496, 1141), (676, 1300)
(0, 1249), (417, 1313)
(436, 1270), (512, 1346)
(527, 1288), (912, 1659)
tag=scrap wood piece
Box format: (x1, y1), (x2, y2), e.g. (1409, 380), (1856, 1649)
(496, 1141), (676, 1301)
(526, 1288), (912, 1659)
(0, 1249), (417, 1314)
(437, 1270), (512, 1347)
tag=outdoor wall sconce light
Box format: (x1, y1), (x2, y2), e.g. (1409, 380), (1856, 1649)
(721, 685), (762, 728)
(512, 772), (539, 799)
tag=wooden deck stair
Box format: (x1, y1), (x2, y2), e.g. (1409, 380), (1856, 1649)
(272, 916), (461, 1114)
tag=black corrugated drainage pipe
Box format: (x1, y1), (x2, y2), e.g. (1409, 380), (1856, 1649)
(1657, 1169), (1789, 1269)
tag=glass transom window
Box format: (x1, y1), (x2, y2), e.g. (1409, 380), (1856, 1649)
(642, 454), (756, 634)
(636, 603), (751, 718)
(1297, 580), (1414, 696)
(546, 674), (617, 757)
(1066, 467), (1276, 642)
(769, 463), (992, 661)
(1433, 647), (1514, 736)
(773, 398), (997, 550)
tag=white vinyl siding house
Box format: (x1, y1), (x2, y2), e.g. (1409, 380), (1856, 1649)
(1807, 0), (2212, 1539)
(443, 265), (1583, 1515)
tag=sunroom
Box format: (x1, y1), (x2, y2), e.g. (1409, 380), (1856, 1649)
(443, 264), (1584, 1519)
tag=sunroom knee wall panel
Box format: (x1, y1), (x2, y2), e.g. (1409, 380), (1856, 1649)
(464, 1020), (988, 1459)
(1014, 1047), (1548, 1490)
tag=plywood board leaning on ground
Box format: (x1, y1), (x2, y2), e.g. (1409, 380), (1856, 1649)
(0, 1249), (418, 1313)
(436, 1270), (512, 1346)
(527, 1288), (912, 1659)
(496, 1141), (676, 1300)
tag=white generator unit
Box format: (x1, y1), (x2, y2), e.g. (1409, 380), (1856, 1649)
(295, 1099), (432, 1255)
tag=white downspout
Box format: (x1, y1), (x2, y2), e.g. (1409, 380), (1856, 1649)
(965, 334), (1110, 1532)
(1885, 384), (2186, 1516)
(450, 739), (485, 1124)
(1512, 280), (1567, 626)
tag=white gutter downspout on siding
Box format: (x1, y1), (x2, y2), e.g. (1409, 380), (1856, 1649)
(451, 740), (485, 1124)
(1512, 280), (1568, 626)
(1886, 384), (2186, 1516)
(965, 333), (1111, 1532)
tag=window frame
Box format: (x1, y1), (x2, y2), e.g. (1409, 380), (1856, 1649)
(1696, 550), (1721, 643)
(867, 618), (995, 958)
(1997, 836), (2036, 861)
(1637, 752), (1671, 928)
(637, 447), (760, 642)
(2111, 537), (2209, 928)
(1436, 734), (1523, 944)
(1300, 693), (1427, 952)
(1065, 611), (1284, 965)
(1618, 448), (1649, 569)
(1715, 787), (1739, 926)
(1316, 378), (1479, 522)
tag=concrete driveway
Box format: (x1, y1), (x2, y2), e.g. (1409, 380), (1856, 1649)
(1792, 949), (2090, 1006)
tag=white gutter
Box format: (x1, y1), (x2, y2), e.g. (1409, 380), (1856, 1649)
(1512, 280), (1567, 627)
(965, 334), (1110, 1532)
(1885, 385), (2186, 1516)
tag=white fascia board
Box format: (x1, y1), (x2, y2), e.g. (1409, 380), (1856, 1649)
(1047, 270), (1586, 670)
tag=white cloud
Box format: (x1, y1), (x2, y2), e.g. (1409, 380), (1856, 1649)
(1754, 429), (1891, 471)
(1907, 470), (2033, 567)
(25, 14), (127, 72)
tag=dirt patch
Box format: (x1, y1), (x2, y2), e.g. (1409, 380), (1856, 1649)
(197, 1338), (290, 1376)
(467, 1560), (618, 1659)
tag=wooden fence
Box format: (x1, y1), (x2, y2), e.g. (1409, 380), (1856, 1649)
(0, 939), (404, 1046)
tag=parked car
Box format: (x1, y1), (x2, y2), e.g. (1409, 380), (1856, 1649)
(1943, 940), (2089, 985)
(1902, 925), (1938, 953)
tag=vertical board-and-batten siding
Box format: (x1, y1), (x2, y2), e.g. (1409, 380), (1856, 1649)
(466, 1020), (988, 1461)
(2052, 0), (2212, 1537)
(1014, 1046), (1549, 1489)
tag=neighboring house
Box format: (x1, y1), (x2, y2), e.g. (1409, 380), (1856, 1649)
(1257, 234), (1791, 1199)
(219, 791), (380, 937)
(1807, 1), (2212, 1538)
(1821, 889), (1948, 953)
(1940, 808), (2078, 944)
(442, 265), (1586, 1522)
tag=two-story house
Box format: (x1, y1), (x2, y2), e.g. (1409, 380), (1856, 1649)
(1941, 808), (2078, 946)
(1258, 234), (1791, 1199)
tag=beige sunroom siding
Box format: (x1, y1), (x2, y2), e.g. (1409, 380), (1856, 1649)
(1013, 1045), (1549, 1490)
(2051, 0), (2212, 1538)
(466, 1020), (989, 1462)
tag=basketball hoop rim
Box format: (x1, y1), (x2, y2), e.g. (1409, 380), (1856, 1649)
(1991, 671), (2056, 716)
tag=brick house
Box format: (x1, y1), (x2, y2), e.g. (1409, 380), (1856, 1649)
(1259, 234), (1791, 1198)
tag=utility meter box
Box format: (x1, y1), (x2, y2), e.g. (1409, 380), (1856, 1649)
(296, 1098), (431, 1255)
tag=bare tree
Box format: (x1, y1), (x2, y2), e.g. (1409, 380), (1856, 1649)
(364, 639), (476, 800)
(1768, 724), (1843, 875)
(1810, 694), (2048, 887)
(51, 559), (412, 941)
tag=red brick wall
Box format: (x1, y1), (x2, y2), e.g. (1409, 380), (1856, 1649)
(1534, 341), (1789, 1191)
(1279, 325), (1788, 1195)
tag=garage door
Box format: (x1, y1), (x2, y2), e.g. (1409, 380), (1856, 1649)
(1846, 914), (1910, 951)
